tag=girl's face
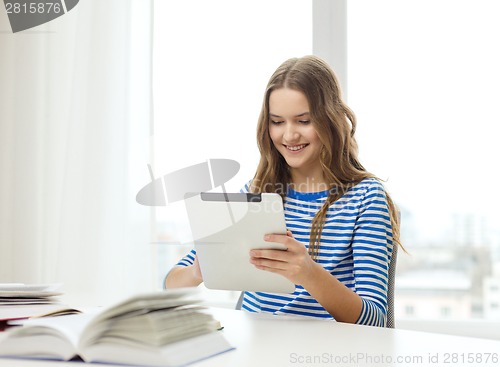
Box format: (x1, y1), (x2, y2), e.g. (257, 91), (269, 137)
(268, 88), (323, 178)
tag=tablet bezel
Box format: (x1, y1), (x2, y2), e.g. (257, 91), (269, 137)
(184, 192), (295, 293)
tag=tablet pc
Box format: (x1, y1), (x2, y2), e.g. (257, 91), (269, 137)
(184, 192), (295, 293)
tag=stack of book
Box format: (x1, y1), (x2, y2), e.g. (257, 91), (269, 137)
(0, 283), (74, 330)
(0, 288), (233, 367)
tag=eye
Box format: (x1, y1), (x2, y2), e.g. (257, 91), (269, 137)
(298, 120), (310, 125)
(270, 120), (284, 125)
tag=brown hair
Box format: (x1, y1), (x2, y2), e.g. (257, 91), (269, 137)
(251, 55), (401, 257)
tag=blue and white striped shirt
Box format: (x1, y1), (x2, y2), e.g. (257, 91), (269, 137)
(175, 177), (393, 327)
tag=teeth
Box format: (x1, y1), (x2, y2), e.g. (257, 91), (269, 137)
(287, 144), (306, 151)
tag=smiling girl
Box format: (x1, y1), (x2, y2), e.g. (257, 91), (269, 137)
(166, 55), (401, 327)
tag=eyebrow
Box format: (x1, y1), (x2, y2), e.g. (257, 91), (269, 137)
(269, 112), (310, 118)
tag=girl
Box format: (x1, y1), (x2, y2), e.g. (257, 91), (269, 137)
(165, 55), (401, 327)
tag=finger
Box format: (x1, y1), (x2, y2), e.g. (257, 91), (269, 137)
(254, 264), (288, 275)
(250, 257), (288, 271)
(250, 249), (290, 262)
(286, 230), (294, 238)
(265, 233), (302, 252)
(263, 233), (288, 244)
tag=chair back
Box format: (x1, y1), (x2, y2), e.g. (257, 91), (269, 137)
(235, 291), (244, 310)
(386, 243), (398, 328)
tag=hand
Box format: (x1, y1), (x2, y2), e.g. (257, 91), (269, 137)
(249, 231), (319, 285)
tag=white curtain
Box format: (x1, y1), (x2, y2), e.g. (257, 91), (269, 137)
(0, 0), (155, 306)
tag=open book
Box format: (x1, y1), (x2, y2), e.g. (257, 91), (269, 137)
(0, 289), (233, 367)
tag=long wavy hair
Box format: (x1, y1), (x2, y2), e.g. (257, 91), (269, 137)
(250, 55), (401, 258)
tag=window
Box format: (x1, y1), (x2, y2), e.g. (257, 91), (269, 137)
(405, 305), (415, 317)
(153, 1), (312, 302)
(153, 1), (500, 317)
(347, 0), (500, 320)
(440, 306), (452, 318)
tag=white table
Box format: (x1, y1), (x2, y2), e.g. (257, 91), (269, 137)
(200, 308), (500, 366)
(1, 308), (500, 366)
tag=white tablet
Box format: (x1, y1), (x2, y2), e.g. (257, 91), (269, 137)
(184, 192), (295, 293)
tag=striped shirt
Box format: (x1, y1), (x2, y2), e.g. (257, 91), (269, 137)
(175, 177), (393, 327)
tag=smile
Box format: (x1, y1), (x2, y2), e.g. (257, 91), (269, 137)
(285, 144), (308, 151)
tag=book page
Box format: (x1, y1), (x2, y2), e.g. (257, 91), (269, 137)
(0, 311), (99, 360)
(19, 312), (97, 347)
(0, 304), (80, 322)
(81, 331), (233, 367)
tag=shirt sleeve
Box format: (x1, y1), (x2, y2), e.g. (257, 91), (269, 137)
(175, 248), (197, 267)
(240, 181), (250, 193)
(352, 180), (394, 327)
(162, 248), (197, 289)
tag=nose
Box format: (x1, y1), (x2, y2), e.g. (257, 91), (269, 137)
(283, 122), (300, 143)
